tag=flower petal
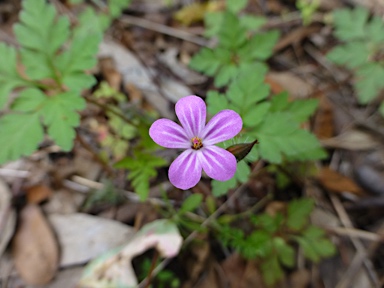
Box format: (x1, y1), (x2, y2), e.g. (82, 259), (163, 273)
(169, 150), (202, 190)
(201, 110), (242, 145)
(149, 119), (190, 149)
(175, 95), (206, 139)
(198, 146), (237, 181)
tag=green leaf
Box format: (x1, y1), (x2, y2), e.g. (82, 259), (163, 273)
(285, 99), (319, 122)
(333, 7), (369, 41)
(270, 92), (289, 112)
(56, 31), (100, 91)
(14, 0), (70, 55)
(327, 42), (371, 69)
(296, 227), (336, 262)
(244, 31), (280, 60)
(274, 237), (295, 267)
(261, 254), (283, 285)
(296, 236), (320, 262)
(235, 161), (251, 183)
(206, 91), (228, 115)
(253, 112), (326, 163)
(243, 102), (271, 127)
(18, 49), (53, 80)
(226, 0), (248, 13)
(218, 12), (247, 50)
(379, 102), (384, 117)
(214, 64), (238, 87)
(0, 113), (44, 164)
(242, 230), (272, 258)
(40, 92), (86, 150)
(61, 73), (96, 92)
(0, 43), (27, 108)
(77, 7), (108, 36)
(12, 88), (46, 112)
(354, 62), (384, 104)
(287, 198), (314, 230)
(365, 16), (384, 44)
(109, 0), (132, 18)
(179, 194), (203, 213)
(240, 15), (266, 31)
(189, 47), (230, 77)
(226, 64), (269, 110)
(115, 152), (167, 201)
(211, 176), (237, 197)
(204, 11), (224, 37)
(252, 213), (283, 233)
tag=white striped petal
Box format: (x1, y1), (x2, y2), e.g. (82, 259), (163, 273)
(201, 110), (242, 145)
(198, 146), (237, 181)
(149, 119), (190, 148)
(169, 149), (202, 190)
(175, 95), (206, 139)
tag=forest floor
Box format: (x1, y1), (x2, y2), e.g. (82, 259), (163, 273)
(1, 0), (384, 287)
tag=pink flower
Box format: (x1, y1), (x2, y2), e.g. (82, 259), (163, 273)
(149, 95), (242, 190)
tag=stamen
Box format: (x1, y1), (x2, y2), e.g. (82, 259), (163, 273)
(191, 137), (203, 150)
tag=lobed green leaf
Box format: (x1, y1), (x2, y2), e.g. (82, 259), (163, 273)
(333, 7), (369, 41)
(179, 194), (203, 213)
(0, 113), (44, 163)
(226, 0), (248, 14)
(327, 42), (371, 69)
(287, 198), (314, 230)
(355, 63), (384, 104)
(14, 0), (64, 53)
(0, 43), (27, 108)
(40, 92), (86, 150)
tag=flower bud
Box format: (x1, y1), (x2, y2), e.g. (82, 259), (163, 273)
(226, 140), (259, 162)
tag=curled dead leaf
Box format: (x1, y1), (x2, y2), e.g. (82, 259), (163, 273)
(12, 204), (59, 285)
(317, 167), (365, 196)
(78, 219), (182, 288)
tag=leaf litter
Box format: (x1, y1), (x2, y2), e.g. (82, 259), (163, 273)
(1, 0), (384, 287)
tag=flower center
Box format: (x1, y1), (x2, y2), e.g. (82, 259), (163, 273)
(191, 137), (203, 150)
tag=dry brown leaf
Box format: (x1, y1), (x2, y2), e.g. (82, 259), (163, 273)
(191, 263), (223, 288)
(313, 94), (334, 140)
(266, 72), (314, 99)
(26, 184), (52, 204)
(183, 238), (211, 284)
(289, 269), (310, 288)
(221, 253), (265, 288)
(320, 129), (380, 150)
(12, 204), (59, 285)
(317, 167), (365, 196)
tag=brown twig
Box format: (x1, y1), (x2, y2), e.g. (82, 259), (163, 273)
(119, 15), (208, 47)
(329, 194), (380, 288)
(144, 250), (160, 288)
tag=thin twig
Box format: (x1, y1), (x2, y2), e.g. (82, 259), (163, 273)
(144, 250), (160, 288)
(119, 15), (208, 47)
(330, 194), (380, 288)
(326, 226), (384, 242)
